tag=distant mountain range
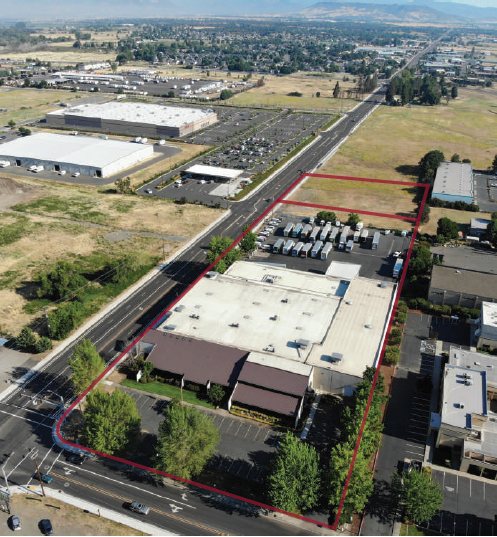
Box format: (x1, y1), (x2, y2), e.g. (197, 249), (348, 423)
(292, 0), (497, 22)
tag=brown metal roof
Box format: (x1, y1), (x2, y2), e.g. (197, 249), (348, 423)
(237, 362), (309, 397)
(232, 383), (301, 417)
(143, 329), (248, 387)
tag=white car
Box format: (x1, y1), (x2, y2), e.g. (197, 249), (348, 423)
(393, 251), (401, 258)
(145, 189), (153, 194)
(72, 172), (80, 177)
(58, 170), (66, 175)
(384, 229), (391, 235)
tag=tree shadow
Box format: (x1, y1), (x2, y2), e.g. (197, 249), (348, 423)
(364, 478), (398, 525)
(395, 164), (419, 178)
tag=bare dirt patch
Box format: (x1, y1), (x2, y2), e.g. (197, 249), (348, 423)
(2, 494), (145, 536)
(0, 176), (41, 210)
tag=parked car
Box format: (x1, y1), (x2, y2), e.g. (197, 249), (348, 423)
(10, 515), (21, 531)
(58, 170), (66, 175)
(145, 189), (153, 194)
(40, 519), (52, 535)
(68, 454), (85, 465)
(72, 172), (80, 177)
(129, 501), (150, 515)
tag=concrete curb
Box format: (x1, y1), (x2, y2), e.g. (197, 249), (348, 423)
(0, 209), (231, 404)
(8, 485), (173, 536)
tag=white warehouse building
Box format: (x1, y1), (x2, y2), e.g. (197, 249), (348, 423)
(0, 133), (154, 178)
(46, 102), (218, 138)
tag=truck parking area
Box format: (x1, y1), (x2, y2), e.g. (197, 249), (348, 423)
(251, 213), (413, 281)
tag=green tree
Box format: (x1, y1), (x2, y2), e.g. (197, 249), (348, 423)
(408, 244), (432, 275)
(16, 327), (37, 351)
(437, 217), (459, 240)
(8, 119), (15, 128)
(84, 389), (141, 455)
(167, 90), (175, 98)
(239, 228), (257, 254)
(451, 85), (458, 99)
(130, 358), (154, 378)
(69, 339), (105, 395)
(219, 89), (233, 100)
(110, 63), (118, 73)
(450, 153), (461, 163)
(333, 81), (340, 99)
(207, 236), (242, 273)
(418, 150), (445, 185)
(155, 400), (220, 480)
(492, 154), (497, 173)
(347, 213), (360, 227)
(327, 444), (373, 524)
(208, 384), (225, 406)
(115, 176), (131, 194)
(419, 203), (430, 224)
(392, 469), (443, 524)
(317, 210), (337, 223)
(34, 336), (52, 353)
(267, 432), (321, 514)
(37, 261), (87, 300)
(484, 218), (497, 248)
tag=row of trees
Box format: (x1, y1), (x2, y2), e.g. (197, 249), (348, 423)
(207, 228), (257, 273)
(386, 71), (457, 107)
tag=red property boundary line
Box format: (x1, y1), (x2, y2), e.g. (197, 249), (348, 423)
(55, 173), (430, 532)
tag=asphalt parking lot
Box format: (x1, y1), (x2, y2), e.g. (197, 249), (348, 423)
(473, 173), (497, 213)
(424, 470), (497, 535)
(250, 213), (412, 282)
(117, 385), (280, 483)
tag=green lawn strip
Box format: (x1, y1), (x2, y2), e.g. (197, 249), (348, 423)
(121, 379), (215, 409)
(400, 523), (438, 536)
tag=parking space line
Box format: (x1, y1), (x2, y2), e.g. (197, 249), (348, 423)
(217, 417), (225, 430)
(244, 425), (252, 438)
(234, 423), (242, 436)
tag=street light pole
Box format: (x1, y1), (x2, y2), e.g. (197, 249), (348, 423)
(1, 452), (13, 495)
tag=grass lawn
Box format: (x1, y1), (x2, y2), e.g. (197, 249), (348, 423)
(0, 89), (82, 126)
(319, 86), (497, 181)
(122, 379), (215, 409)
(420, 207), (493, 235)
(401, 523), (429, 536)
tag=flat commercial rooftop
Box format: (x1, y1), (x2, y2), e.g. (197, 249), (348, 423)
(430, 265), (497, 300)
(441, 364), (487, 429)
(186, 164), (243, 180)
(306, 277), (396, 378)
(431, 245), (497, 275)
(449, 346), (497, 386)
(0, 132), (152, 168)
(226, 261), (345, 296)
(481, 302), (497, 343)
(49, 102), (216, 129)
(159, 269), (341, 363)
(432, 161), (473, 200)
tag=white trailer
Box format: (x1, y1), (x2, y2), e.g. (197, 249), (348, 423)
(309, 226), (321, 244)
(353, 230), (361, 243)
(311, 241), (324, 258)
(273, 238), (285, 253)
(360, 229), (369, 243)
(345, 239), (354, 252)
(321, 242), (333, 260)
(283, 240), (295, 255)
(330, 227), (339, 242)
(292, 242), (304, 257)
(320, 224), (331, 242)
(284, 223), (294, 237)
(300, 243), (313, 257)
(372, 231), (380, 249)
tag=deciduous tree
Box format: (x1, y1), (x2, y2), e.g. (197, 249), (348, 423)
(69, 339), (105, 395)
(155, 400), (220, 480)
(84, 389), (141, 455)
(207, 236), (242, 273)
(437, 217), (459, 240)
(37, 261), (87, 300)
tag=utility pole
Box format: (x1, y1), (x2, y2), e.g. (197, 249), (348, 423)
(34, 459), (45, 497)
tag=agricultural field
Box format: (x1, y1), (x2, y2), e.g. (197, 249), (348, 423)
(0, 177), (224, 335)
(0, 88), (82, 126)
(319, 86), (497, 181)
(287, 176), (419, 227)
(228, 73), (358, 111)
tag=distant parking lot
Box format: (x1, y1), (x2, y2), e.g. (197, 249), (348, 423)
(249, 212), (412, 281)
(473, 173), (497, 213)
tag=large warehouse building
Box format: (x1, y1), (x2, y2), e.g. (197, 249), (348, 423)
(0, 133), (154, 178)
(46, 102), (218, 138)
(431, 161), (474, 204)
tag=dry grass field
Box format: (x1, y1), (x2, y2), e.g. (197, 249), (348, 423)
(287, 176), (419, 221)
(319, 86), (497, 181)
(229, 73), (358, 111)
(0, 88), (82, 125)
(0, 177), (224, 334)
(419, 207), (493, 235)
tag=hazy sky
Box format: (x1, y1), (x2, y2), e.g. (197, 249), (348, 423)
(2, 0), (496, 20)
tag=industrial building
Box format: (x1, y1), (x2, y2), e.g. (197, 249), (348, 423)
(476, 302), (497, 350)
(431, 162), (474, 204)
(432, 347), (497, 474)
(0, 133), (153, 178)
(470, 217), (490, 238)
(153, 260), (396, 410)
(183, 164), (244, 182)
(46, 102), (218, 138)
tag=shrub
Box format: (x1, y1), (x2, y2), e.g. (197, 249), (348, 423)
(34, 336), (52, 353)
(408, 298), (419, 309)
(384, 346), (400, 366)
(470, 308), (480, 319)
(16, 327), (37, 351)
(441, 305), (452, 316)
(208, 384), (225, 406)
(459, 307), (471, 320)
(433, 304), (442, 315)
(397, 301), (408, 314)
(396, 311), (407, 325)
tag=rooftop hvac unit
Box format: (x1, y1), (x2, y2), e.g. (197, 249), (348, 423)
(175, 305), (185, 312)
(459, 402), (465, 409)
(465, 380), (473, 386)
(296, 338), (310, 349)
(331, 353), (343, 363)
(163, 324), (177, 331)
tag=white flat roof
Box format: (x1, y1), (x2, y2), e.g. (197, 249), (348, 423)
(48, 102), (216, 128)
(226, 261), (344, 296)
(0, 132), (152, 168)
(247, 352), (313, 377)
(158, 270), (341, 363)
(306, 278), (396, 378)
(433, 161), (473, 198)
(325, 261), (361, 279)
(186, 164), (243, 180)
(481, 302), (497, 343)
(449, 346), (497, 387)
(441, 364), (486, 429)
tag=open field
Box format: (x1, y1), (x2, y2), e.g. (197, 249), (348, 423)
(319, 86), (497, 181)
(419, 207), (493, 235)
(228, 73), (358, 111)
(0, 177), (223, 334)
(287, 176), (419, 224)
(0, 50), (116, 63)
(0, 88), (82, 125)
(1, 494), (145, 536)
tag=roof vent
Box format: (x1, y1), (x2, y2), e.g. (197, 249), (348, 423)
(229, 323), (239, 328)
(346, 301), (353, 305)
(474, 361), (481, 366)
(175, 305), (185, 312)
(190, 314), (199, 320)
(459, 402), (465, 409)
(282, 298), (289, 303)
(365, 324), (373, 329)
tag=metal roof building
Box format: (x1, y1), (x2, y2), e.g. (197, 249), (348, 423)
(432, 161), (474, 204)
(46, 102), (217, 138)
(0, 133), (153, 178)
(184, 164), (243, 181)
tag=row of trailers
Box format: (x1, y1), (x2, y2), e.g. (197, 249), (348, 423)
(273, 238), (333, 259)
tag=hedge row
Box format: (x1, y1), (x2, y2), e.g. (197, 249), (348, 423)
(408, 299), (480, 319)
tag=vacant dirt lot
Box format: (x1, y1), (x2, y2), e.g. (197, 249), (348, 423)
(229, 73), (358, 111)
(1, 494), (144, 536)
(0, 177), (224, 335)
(287, 175), (419, 226)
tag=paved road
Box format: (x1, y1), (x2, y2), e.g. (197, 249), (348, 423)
(0, 38), (438, 535)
